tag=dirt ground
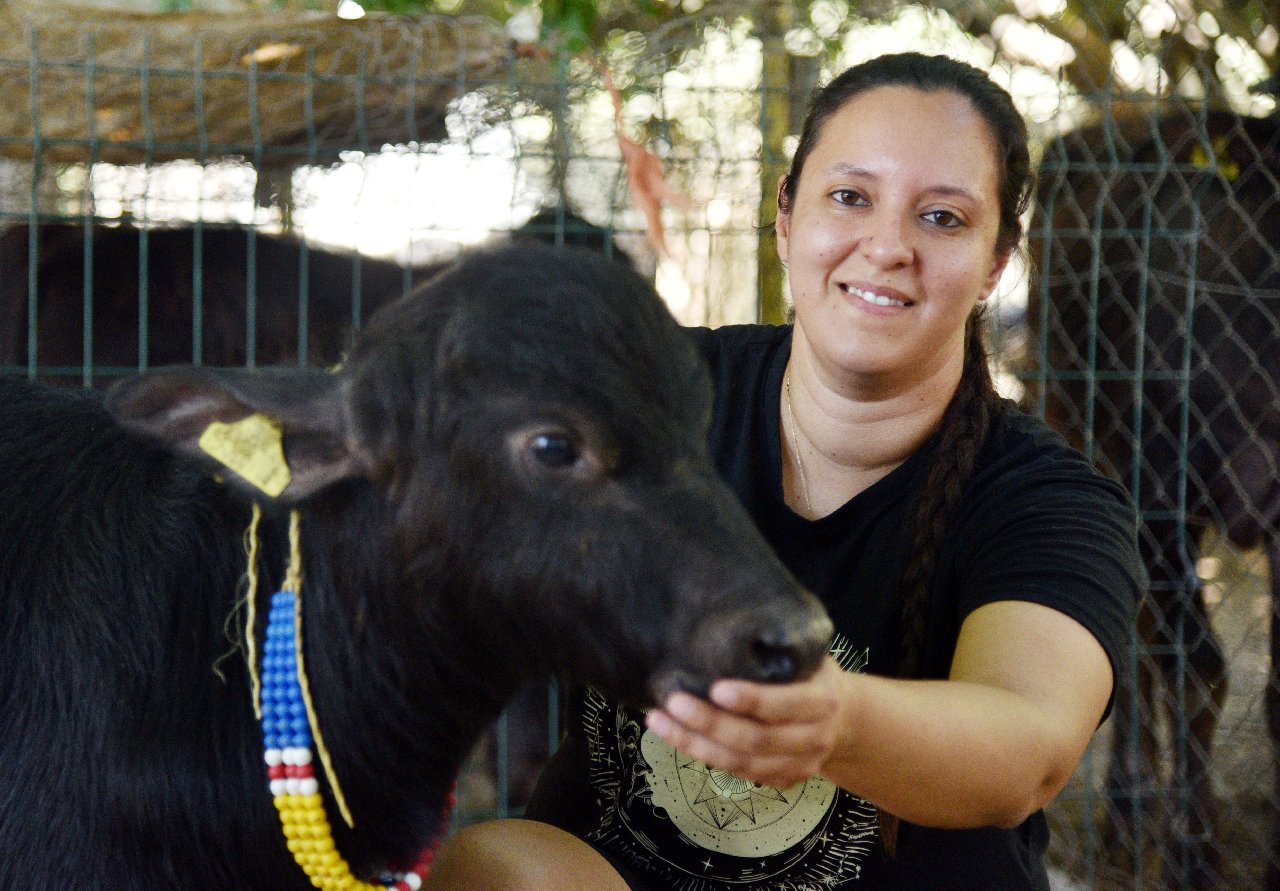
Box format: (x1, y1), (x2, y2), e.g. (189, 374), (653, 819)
(1047, 531), (1276, 889)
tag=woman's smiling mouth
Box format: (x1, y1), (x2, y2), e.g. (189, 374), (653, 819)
(842, 283), (911, 308)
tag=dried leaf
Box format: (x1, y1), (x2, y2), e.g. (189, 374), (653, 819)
(618, 133), (692, 254)
(600, 60), (692, 255)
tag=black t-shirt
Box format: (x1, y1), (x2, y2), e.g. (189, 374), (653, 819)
(527, 324), (1139, 890)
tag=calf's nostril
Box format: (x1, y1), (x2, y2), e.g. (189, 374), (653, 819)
(750, 634), (800, 683)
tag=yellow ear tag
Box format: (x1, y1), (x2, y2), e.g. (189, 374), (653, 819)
(1190, 135), (1241, 182)
(198, 413), (292, 497)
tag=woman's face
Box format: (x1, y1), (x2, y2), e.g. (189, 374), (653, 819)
(777, 85), (1009, 395)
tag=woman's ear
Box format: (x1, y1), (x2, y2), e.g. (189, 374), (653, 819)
(775, 174), (792, 264)
(979, 248), (1014, 300)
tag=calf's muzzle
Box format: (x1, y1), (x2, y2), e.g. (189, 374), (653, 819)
(650, 592), (833, 704)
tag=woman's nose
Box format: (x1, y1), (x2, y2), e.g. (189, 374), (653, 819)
(859, 211), (914, 269)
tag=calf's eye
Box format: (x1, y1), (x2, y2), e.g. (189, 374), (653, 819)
(530, 432), (579, 468)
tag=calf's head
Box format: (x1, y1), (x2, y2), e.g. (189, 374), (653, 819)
(107, 242), (833, 708)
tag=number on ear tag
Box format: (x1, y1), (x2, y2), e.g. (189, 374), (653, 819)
(198, 413), (292, 497)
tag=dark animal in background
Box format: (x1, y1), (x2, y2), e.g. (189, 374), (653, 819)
(0, 242), (832, 888)
(0, 222), (422, 380)
(0, 207), (631, 385)
(1031, 105), (1280, 888)
(512, 205), (636, 268)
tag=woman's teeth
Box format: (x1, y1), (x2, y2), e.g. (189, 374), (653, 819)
(845, 285), (907, 307)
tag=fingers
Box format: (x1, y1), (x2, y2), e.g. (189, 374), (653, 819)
(644, 704), (820, 788)
(706, 667), (838, 725)
(643, 661), (845, 788)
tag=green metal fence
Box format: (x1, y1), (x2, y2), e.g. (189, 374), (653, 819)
(1027, 95), (1280, 888)
(2, 3), (1278, 887)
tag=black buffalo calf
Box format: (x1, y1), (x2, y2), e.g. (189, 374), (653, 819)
(0, 243), (832, 889)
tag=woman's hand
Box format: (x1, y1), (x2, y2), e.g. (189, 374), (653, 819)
(645, 602), (1114, 829)
(644, 655), (850, 789)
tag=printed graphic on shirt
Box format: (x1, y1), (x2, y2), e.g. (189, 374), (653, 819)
(583, 637), (878, 889)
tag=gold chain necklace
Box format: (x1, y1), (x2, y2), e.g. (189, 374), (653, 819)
(784, 371), (814, 517)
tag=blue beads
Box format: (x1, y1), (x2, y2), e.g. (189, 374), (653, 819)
(259, 588), (314, 750)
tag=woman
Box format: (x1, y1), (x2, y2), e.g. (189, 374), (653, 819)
(426, 51), (1138, 889)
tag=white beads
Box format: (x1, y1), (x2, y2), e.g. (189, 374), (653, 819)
(283, 747), (312, 766)
(273, 777), (321, 796)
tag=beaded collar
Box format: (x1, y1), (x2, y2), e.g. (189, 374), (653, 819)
(251, 508), (452, 890)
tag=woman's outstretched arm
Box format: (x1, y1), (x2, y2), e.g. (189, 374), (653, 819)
(644, 599), (1113, 829)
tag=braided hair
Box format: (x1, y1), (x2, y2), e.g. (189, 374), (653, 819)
(778, 52), (1034, 855)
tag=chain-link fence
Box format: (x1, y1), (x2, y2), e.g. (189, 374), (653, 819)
(1028, 75), (1280, 891)
(1, 2), (1277, 888)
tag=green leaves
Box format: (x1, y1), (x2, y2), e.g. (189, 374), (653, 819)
(541, 0), (601, 52)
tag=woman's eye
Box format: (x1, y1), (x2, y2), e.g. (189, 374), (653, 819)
(924, 209), (962, 228)
(530, 432), (579, 468)
(830, 189), (866, 207)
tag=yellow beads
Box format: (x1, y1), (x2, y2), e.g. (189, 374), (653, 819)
(273, 792), (379, 891)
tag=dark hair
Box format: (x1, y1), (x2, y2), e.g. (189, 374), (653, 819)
(779, 51), (1032, 256)
(780, 53), (1030, 855)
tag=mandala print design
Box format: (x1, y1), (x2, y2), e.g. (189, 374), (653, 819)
(583, 637), (879, 889)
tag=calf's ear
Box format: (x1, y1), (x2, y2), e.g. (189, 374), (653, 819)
(106, 366), (363, 503)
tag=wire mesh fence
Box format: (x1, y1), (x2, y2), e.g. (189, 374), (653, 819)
(1, 2), (1277, 887)
(1026, 89), (1280, 889)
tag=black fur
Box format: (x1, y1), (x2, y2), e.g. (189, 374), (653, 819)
(0, 242), (831, 889)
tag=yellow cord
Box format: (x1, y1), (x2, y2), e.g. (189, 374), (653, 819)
(244, 503), (263, 720)
(284, 507), (304, 594)
(287, 509), (356, 830)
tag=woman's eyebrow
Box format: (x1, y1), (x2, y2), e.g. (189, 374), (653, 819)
(924, 184), (983, 205)
(825, 162), (875, 181)
(825, 163), (984, 205)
